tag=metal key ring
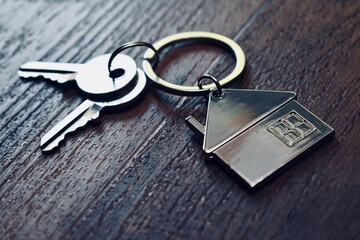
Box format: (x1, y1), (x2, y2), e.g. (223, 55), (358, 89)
(198, 74), (223, 98)
(142, 31), (246, 96)
(108, 41), (159, 79)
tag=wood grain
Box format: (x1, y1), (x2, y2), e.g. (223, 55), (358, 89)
(0, 0), (359, 239)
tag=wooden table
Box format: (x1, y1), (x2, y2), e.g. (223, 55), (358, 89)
(1, 0), (359, 239)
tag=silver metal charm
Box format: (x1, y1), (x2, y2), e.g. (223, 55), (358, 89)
(186, 88), (334, 188)
(140, 32), (334, 188)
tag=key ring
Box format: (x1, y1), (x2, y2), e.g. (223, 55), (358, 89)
(198, 74), (223, 99)
(142, 31), (246, 96)
(108, 41), (159, 80)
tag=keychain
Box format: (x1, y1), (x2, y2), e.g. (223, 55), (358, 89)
(185, 75), (334, 188)
(19, 32), (334, 188)
(140, 32), (334, 188)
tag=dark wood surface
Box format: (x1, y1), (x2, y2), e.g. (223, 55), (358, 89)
(0, 0), (359, 239)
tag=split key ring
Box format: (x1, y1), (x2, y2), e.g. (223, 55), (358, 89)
(142, 31), (246, 96)
(107, 32), (246, 96)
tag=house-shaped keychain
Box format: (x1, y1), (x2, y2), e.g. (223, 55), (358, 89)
(186, 89), (334, 188)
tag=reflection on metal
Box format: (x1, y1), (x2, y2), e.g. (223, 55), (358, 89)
(204, 89), (296, 153)
(40, 69), (147, 152)
(19, 53), (147, 152)
(267, 111), (317, 147)
(186, 89), (334, 188)
(19, 54), (138, 100)
(142, 31), (246, 96)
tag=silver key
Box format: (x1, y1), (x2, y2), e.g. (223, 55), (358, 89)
(19, 53), (146, 151)
(18, 54), (138, 98)
(40, 68), (147, 152)
(18, 62), (81, 84)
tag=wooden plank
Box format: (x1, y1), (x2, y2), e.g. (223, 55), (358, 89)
(0, 0), (359, 239)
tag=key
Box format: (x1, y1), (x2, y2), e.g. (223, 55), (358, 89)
(18, 62), (82, 84)
(18, 53), (138, 99)
(40, 68), (147, 152)
(19, 53), (146, 151)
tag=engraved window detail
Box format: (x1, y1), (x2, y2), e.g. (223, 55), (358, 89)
(267, 111), (316, 147)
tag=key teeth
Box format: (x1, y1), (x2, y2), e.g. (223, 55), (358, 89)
(41, 137), (62, 152)
(40, 104), (102, 152)
(41, 112), (96, 152)
(92, 112), (100, 120)
(18, 71), (76, 84)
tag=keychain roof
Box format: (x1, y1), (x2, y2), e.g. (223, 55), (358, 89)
(203, 88), (297, 153)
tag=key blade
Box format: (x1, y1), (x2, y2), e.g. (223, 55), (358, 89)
(19, 61), (82, 73)
(41, 100), (102, 151)
(18, 71), (78, 84)
(18, 62), (82, 83)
